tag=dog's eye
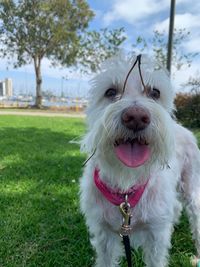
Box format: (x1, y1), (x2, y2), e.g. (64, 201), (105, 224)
(148, 88), (160, 100)
(104, 88), (117, 99)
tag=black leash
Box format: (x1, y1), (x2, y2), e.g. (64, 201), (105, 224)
(123, 235), (132, 267)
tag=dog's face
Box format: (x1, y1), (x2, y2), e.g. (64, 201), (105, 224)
(82, 54), (175, 175)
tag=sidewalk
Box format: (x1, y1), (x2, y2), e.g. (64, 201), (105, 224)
(0, 110), (85, 118)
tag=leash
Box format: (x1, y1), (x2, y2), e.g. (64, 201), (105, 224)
(119, 195), (133, 267)
(122, 235), (132, 267)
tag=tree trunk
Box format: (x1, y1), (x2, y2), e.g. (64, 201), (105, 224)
(34, 56), (42, 108)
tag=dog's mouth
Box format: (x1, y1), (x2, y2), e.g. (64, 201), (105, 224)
(114, 137), (150, 168)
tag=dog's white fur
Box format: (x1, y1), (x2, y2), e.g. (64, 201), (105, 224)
(80, 53), (200, 267)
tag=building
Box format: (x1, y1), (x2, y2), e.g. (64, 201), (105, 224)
(0, 81), (6, 96)
(5, 78), (13, 97)
(0, 78), (13, 97)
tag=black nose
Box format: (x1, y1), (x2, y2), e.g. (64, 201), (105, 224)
(121, 106), (151, 131)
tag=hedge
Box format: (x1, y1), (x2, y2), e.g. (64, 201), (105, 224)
(174, 92), (200, 128)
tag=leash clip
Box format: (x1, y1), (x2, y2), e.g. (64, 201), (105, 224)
(119, 194), (132, 237)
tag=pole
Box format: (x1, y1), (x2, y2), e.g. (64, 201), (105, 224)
(167, 0), (176, 74)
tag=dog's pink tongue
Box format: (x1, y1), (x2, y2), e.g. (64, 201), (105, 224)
(115, 142), (150, 168)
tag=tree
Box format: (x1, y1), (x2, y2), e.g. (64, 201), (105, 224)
(78, 28), (126, 73)
(0, 1), (127, 108)
(0, 0), (94, 108)
(182, 73), (200, 93)
(132, 28), (198, 73)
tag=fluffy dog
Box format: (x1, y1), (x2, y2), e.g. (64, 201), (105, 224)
(80, 53), (200, 267)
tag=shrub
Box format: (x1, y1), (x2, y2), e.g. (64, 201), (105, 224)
(175, 92), (200, 128)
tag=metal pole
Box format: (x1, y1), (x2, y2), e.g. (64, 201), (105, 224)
(167, 0), (176, 74)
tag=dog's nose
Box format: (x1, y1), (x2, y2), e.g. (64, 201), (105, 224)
(121, 106), (150, 131)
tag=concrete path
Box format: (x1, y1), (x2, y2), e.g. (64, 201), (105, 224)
(0, 110), (85, 118)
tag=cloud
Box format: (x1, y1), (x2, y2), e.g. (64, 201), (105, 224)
(0, 56), (90, 81)
(153, 12), (200, 54)
(103, 0), (169, 25)
(184, 37), (200, 53)
(103, 0), (200, 28)
(172, 60), (200, 91)
(154, 13), (200, 32)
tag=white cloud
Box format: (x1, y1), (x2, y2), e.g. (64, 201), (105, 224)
(183, 37), (200, 53)
(102, 0), (191, 26)
(153, 12), (200, 56)
(0, 57), (89, 81)
(103, 0), (169, 25)
(172, 60), (200, 91)
(154, 13), (200, 32)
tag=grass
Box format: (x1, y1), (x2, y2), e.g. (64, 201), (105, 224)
(0, 115), (198, 267)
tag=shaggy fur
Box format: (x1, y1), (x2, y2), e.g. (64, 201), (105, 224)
(80, 53), (200, 267)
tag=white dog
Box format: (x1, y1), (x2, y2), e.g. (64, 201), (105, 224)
(80, 53), (200, 267)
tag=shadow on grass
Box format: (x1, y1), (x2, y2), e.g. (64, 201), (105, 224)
(0, 126), (93, 267)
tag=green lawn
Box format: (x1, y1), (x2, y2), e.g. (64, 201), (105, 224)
(0, 115), (198, 267)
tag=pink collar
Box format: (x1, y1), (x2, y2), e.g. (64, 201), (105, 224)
(94, 168), (148, 207)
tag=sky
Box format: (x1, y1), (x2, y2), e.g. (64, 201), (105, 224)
(0, 0), (199, 97)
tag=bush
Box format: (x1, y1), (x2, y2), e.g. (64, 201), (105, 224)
(175, 92), (200, 128)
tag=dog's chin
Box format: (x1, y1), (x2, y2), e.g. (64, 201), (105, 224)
(114, 137), (150, 168)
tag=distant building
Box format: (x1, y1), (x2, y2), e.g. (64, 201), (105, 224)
(0, 78), (13, 97)
(0, 81), (6, 96)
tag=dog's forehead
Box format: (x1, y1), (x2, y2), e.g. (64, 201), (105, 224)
(90, 54), (171, 96)
(101, 54), (166, 75)
(88, 54), (174, 113)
